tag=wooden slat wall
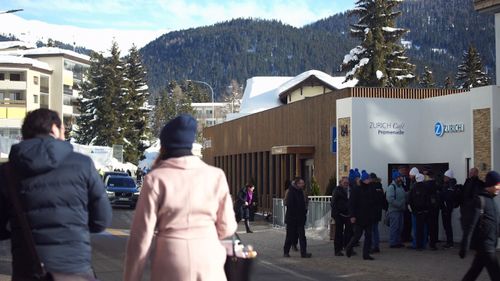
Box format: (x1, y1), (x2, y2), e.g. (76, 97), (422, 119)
(202, 87), (468, 212)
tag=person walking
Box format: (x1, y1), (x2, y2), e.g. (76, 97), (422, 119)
(124, 114), (237, 281)
(331, 177), (352, 256)
(0, 108), (112, 280)
(283, 177), (312, 258)
(235, 183), (255, 233)
(460, 171), (500, 281)
(441, 169), (457, 248)
(425, 170), (440, 250)
(370, 173), (385, 254)
(460, 168), (485, 218)
(345, 170), (376, 260)
(408, 173), (430, 250)
(386, 169), (407, 248)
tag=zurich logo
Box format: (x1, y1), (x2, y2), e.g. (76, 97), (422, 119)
(434, 122), (444, 137)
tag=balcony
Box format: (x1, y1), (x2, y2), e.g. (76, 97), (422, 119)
(474, 0), (500, 13)
(0, 80), (27, 91)
(0, 100), (26, 119)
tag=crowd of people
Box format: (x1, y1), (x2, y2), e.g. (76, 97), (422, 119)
(330, 165), (500, 280)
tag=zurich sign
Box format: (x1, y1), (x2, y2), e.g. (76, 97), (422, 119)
(434, 122), (444, 137)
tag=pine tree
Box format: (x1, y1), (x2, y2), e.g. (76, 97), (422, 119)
(342, 0), (415, 87)
(419, 66), (435, 88)
(75, 51), (105, 144)
(456, 45), (490, 89)
(123, 45), (151, 164)
(152, 81), (194, 137)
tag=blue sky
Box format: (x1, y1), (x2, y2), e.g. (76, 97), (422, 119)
(4, 0), (355, 31)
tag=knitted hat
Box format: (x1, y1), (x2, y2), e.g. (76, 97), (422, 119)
(485, 171), (500, 188)
(348, 169), (355, 182)
(416, 173), (425, 183)
(444, 169), (454, 179)
(391, 169), (401, 181)
(160, 114), (197, 149)
(409, 167), (419, 177)
(361, 170), (370, 181)
(353, 168), (361, 179)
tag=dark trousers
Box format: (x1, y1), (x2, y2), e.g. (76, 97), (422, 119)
(415, 212), (427, 249)
(462, 251), (500, 281)
(334, 215), (353, 254)
(441, 209), (453, 245)
(402, 210), (412, 242)
(428, 208), (439, 247)
(345, 223), (372, 258)
(284, 221), (307, 256)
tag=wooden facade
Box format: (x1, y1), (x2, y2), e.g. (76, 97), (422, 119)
(202, 87), (466, 213)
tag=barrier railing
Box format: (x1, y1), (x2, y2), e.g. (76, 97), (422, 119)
(272, 196), (332, 229)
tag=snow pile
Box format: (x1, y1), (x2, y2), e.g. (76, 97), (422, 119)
(346, 57), (370, 78)
(0, 40), (36, 50)
(376, 70), (384, 79)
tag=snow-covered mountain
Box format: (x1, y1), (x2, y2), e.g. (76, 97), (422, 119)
(0, 14), (167, 53)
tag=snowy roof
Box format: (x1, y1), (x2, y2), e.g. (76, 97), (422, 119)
(0, 41), (36, 50)
(277, 70), (357, 99)
(20, 47), (90, 63)
(227, 71), (357, 121)
(0, 54), (52, 71)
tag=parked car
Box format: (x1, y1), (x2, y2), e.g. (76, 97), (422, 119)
(105, 175), (140, 208)
(102, 171), (129, 183)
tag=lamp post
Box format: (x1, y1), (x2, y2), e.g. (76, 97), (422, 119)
(0, 9), (23, 14)
(188, 79), (215, 125)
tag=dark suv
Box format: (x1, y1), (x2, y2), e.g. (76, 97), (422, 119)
(105, 175), (139, 208)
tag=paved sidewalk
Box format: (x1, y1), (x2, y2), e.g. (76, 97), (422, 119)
(239, 218), (497, 281)
(0, 215), (497, 281)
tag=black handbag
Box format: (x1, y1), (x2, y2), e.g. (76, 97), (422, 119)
(224, 233), (255, 281)
(3, 164), (98, 281)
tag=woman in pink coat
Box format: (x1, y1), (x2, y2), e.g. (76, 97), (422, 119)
(124, 114), (237, 281)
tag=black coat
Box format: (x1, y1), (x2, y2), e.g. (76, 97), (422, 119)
(408, 182), (431, 214)
(461, 190), (499, 253)
(371, 182), (385, 222)
(440, 178), (457, 212)
(285, 185), (307, 224)
(0, 136), (112, 276)
(331, 186), (349, 218)
(348, 183), (376, 226)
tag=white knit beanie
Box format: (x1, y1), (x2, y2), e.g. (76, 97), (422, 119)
(416, 173), (425, 183)
(444, 169), (454, 179)
(409, 167), (419, 176)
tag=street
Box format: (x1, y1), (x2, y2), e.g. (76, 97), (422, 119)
(1, 208), (497, 281)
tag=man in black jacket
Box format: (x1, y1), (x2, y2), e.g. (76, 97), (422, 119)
(0, 109), (112, 279)
(331, 177), (352, 256)
(460, 171), (500, 281)
(345, 170), (376, 260)
(283, 177), (312, 258)
(460, 168), (485, 218)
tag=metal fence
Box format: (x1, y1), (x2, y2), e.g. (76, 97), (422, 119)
(272, 196), (332, 229)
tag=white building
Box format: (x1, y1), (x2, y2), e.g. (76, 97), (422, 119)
(0, 42), (90, 140)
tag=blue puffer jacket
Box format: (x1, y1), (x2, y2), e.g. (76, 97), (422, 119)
(0, 136), (112, 277)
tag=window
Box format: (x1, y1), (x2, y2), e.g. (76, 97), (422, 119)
(63, 95), (72, 105)
(33, 76), (39, 85)
(0, 92), (4, 100)
(34, 95), (39, 103)
(63, 85), (72, 95)
(10, 73), (21, 81)
(9, 92), (22, 100)
(0, 73), (4, 80)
